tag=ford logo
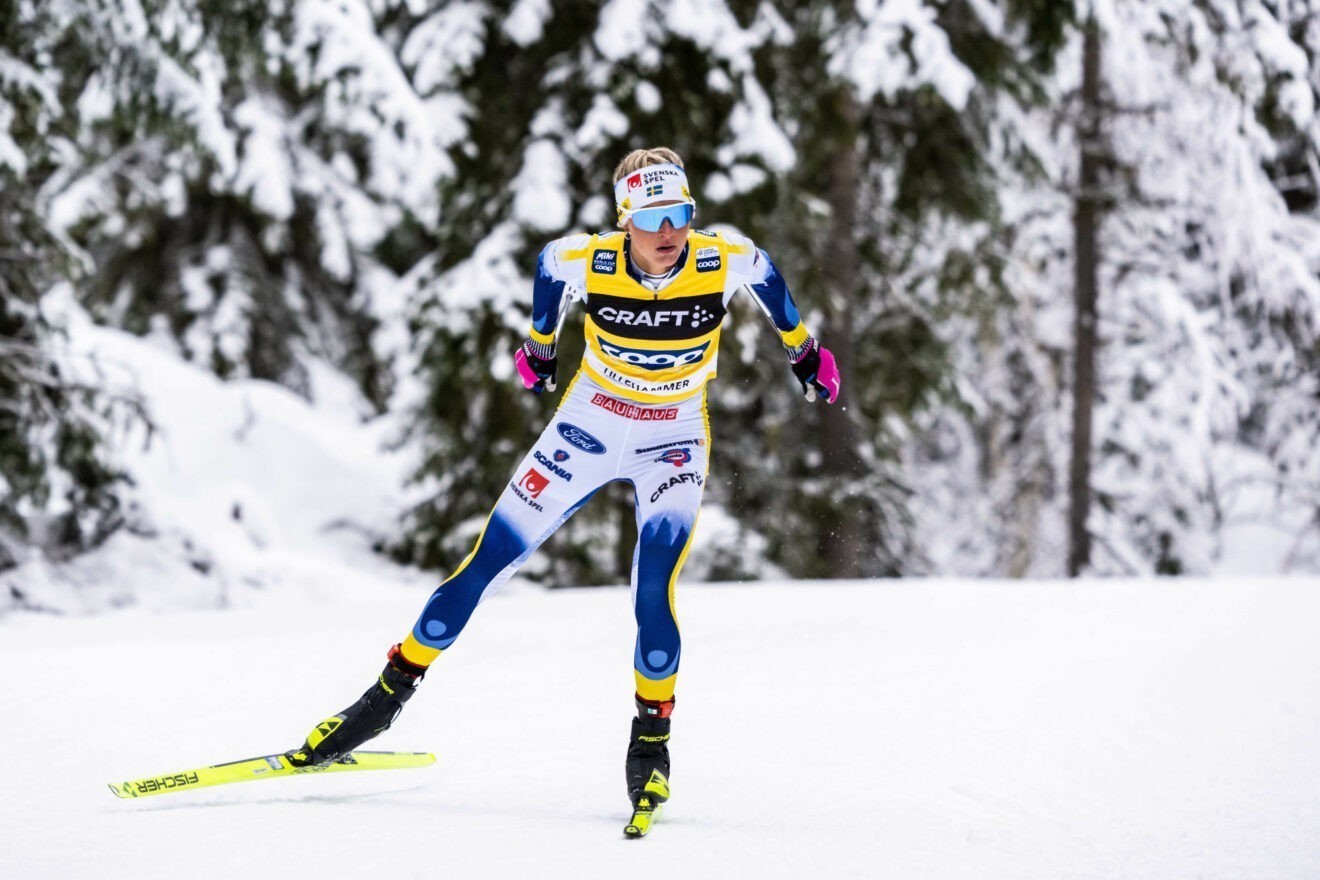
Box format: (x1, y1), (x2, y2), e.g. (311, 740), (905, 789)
(557, 422), (606, 454)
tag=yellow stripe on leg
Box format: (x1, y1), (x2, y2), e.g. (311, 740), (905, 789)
(635, 673), (677, 703)
(401, 633), (441, 667)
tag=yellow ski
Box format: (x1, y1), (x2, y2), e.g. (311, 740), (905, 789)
(624, 769), (670, 838)
(108, 750), (435, 799)
(623, 799), (662, 838)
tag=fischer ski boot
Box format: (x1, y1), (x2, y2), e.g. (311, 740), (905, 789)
(286, 644), (426, 767)
(625, 695), (673, 810)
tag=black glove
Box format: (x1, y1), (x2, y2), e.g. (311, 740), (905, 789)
(514, 341), (557, 394)
(789, 338), (841, 403)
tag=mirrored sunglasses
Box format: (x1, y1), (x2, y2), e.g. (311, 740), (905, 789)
(630, 203), (694, 232)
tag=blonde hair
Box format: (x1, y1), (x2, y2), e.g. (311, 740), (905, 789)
(613, 147), (685, 183)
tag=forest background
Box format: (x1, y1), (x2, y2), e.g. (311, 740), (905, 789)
(3, 0), (1319, 611)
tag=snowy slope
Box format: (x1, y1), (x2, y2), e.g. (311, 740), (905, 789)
(2, 573), (1318, 880)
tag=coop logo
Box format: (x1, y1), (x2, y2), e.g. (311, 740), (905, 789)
(557, 422), (606, 454)
(650, 472), (704, 503)
(655, 448), (692, 468)
(695, 246), (721, 273)
(598, 340), (709, 370)
(534, 451), (573, 481)
(592, 248), (617, 275)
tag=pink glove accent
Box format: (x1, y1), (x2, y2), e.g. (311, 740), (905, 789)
(514, 347), (540, 390)
(815, 346), (841, 403)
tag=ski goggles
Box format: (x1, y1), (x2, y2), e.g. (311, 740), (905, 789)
(628, 203), (695, 232)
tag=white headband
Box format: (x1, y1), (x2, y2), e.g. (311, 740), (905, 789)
(614, 163), (696, 227)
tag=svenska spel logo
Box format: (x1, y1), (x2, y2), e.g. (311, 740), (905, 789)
(627, 173), (642, 189)
(519, 468), (550, 498)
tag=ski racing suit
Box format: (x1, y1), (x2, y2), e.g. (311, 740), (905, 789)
(397, 227), (817, 703)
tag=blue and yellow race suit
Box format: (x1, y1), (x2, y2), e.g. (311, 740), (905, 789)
(399, 228), (813, 702)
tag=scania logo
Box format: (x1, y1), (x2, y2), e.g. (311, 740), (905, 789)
(598, 340), (709, 370)
(534, 450), (574, 481)
(556, 422), (606, 454)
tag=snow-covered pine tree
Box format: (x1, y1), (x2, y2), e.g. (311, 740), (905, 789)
(1076, 0), (1320, 573)
(710, 0), (1074, 578)
(0, 1), (129, 585)
(40, 0), (405, 409)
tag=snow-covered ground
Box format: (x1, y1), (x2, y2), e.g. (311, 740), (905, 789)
(4, 296), (1317, 878)
(3, 570), (1318, 879)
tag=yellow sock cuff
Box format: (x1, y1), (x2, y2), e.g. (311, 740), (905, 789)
(401, 633), (441, 667)
(634, 672), (677, 703)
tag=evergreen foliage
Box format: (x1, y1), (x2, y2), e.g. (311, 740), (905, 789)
(0, 0), (129, 574)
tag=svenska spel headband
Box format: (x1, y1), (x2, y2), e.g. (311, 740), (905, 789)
(614, 162), (697, 228)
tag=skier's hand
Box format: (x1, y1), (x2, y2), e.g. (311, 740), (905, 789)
(789, 338), (841, 403)
(514, 341), (557, 394)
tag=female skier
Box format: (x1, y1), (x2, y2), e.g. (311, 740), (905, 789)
(288, 147), (841, 832)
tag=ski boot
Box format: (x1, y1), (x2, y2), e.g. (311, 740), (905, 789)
(286, 644), (426, 767)
(624, 695), (673, 837)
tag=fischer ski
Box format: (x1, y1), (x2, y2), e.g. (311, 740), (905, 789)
(623, 769), (670, 838)
(108, 750), (435, 799)
(623, 797), (662, 838)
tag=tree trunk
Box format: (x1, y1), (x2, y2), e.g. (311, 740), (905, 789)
(1068, 14), (1103, 577)
(819, 85), (868, 578)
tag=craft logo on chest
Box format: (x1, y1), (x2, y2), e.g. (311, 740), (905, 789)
(587, 292), (725, 341)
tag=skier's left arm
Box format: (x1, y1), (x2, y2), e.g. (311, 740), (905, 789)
(727, 236), (842, 404)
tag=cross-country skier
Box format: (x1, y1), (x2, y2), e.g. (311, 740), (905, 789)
(287, 146), (842, 831)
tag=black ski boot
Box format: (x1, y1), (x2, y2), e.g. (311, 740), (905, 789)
(287, 644), (426, 767)
(625, 695), (673, 808)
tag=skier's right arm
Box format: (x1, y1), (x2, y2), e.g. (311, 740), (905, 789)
(515, 235), (589, 394)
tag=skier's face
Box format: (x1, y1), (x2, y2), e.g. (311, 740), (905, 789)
(626, 201), (691, 275)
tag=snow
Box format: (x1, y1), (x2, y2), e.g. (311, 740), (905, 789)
(512, 140), (573, 233)
(503, 0), (552, 47)
(828, 0), (977, 110)
(2, 573), (1318, 878)
(9, 292), (1317, 877)
(11, 294), (410, 613)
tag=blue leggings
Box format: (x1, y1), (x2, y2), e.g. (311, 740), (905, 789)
(399, 374), (709, 702)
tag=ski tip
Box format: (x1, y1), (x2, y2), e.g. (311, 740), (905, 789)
(107, 782), (133, 799)
(623, 825), (644, 839)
